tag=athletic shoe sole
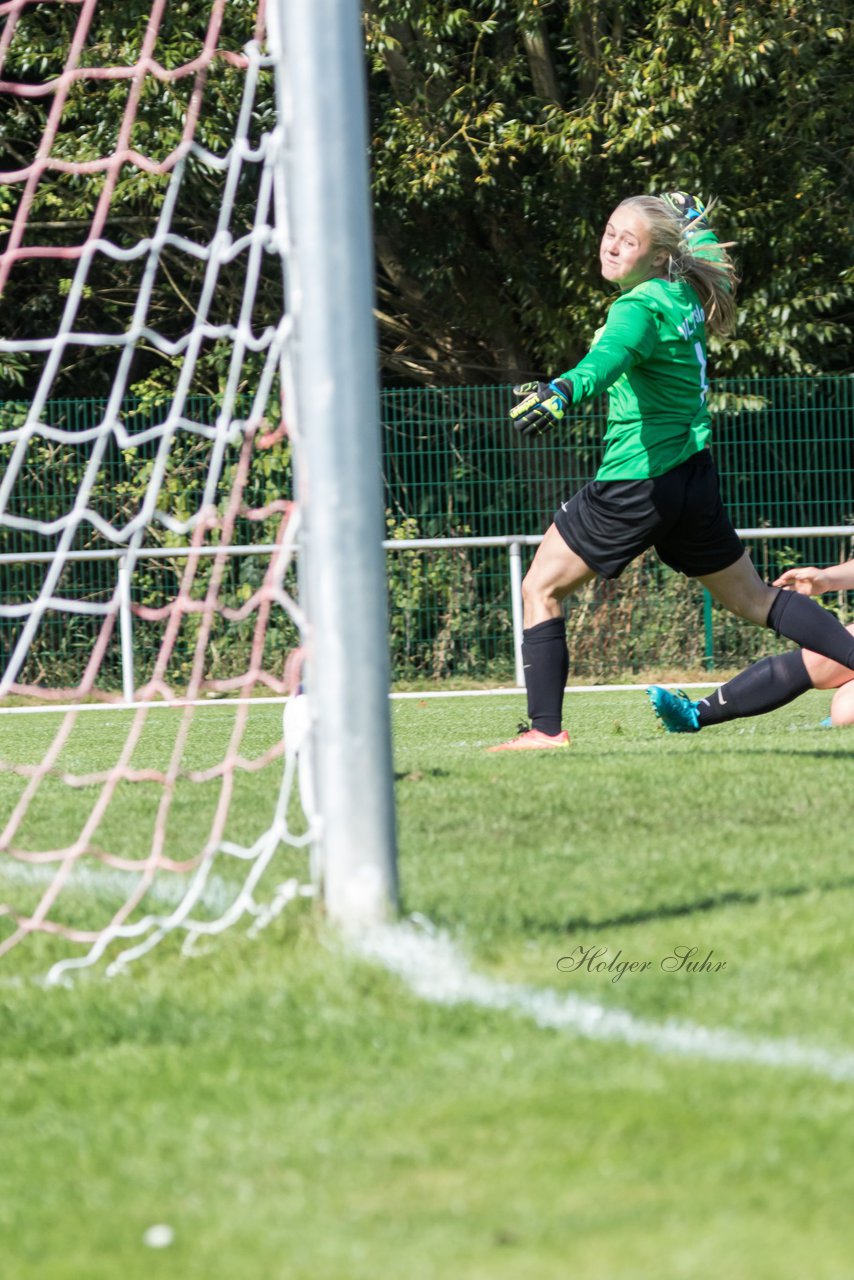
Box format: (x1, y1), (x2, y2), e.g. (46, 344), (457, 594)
(486, 729), (570, 752)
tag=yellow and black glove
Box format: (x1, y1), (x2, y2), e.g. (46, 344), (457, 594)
(509, 378), (572, 438)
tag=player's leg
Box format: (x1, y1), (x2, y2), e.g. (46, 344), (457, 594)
(487, 525), (595, 751)
(522, 522), (597, 628)
(647, 456), (854, 731)
(522, 525), (595, 734)
(648, 624), (854, 733)
(653, 453), (854, 666)
(695, 550), (779, 623)
(490, 465), (692, 751)
(647, 465), (783, 731)
(828, 677), (854, 726)
(648, 650), (812, 733)
(698, 550), (854, 669)
(805, 628), (854, 727)
(801, 630), (854, 691)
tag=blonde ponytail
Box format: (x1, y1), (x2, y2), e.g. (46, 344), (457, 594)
(617, 195), (739, 336)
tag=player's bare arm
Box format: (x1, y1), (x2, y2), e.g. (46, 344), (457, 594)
(773, 559), (854, 595)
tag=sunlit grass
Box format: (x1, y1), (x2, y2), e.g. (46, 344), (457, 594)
(1, 690), (852, 1278)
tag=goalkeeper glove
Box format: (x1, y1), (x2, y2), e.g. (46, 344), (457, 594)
(509, 378), (573, 437)
(662, 191), (708, 230)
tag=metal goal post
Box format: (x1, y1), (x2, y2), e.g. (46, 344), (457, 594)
(269, 0), (398, 925)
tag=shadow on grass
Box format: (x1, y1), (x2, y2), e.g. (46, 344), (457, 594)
(572, 740), (854, 763)
(561, 874), (854, 933)
(394, 767), (450, 782)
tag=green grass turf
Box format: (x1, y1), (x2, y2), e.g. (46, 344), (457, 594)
(1, 690), (853, 1278)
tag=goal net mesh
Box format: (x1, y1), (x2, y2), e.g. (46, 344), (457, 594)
(0, 0), (317, 980)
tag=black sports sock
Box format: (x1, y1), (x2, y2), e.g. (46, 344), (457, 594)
(697, 650), (812, 726)
(522, 616), (569, 736)
(767, 589), (854, 669)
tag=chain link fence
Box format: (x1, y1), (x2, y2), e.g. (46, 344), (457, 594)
(2, 379), (853, 690)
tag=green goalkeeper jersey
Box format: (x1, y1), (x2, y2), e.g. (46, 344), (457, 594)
(560, 238), (721, 480)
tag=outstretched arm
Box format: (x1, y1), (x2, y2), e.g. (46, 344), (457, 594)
(773, 559), (854, 595)
(509, 297), (658, 437)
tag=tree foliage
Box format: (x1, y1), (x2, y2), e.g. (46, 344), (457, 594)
(0, 0), (272, 400)
(0, 1), (852, 396)
(366, 0), (854, 383)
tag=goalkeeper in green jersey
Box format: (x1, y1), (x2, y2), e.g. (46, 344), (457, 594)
(490, 192), (854, 751)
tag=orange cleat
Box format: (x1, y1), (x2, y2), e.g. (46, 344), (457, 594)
(486, 727), (570, 752)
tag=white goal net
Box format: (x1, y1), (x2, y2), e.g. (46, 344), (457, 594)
(0, 0), (397, 979)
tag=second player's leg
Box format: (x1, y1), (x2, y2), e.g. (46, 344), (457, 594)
(829, 679), (854, 726)
(805, 622), (854, 726)
(648, 617), (854, 735)
(802, 623), (854, 690)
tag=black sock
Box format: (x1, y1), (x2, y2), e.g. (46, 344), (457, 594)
(767, 589), (854, 669)
(697, 650), (812, 726)
(522, 617), (568, 736)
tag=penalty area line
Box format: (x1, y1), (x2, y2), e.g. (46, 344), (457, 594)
(355, 921), (854, 1085)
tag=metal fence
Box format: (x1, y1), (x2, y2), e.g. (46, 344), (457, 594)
(381, 376), (854, 681)
(2, 378), (853, 690)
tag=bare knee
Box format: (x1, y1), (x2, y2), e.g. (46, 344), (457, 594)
(522, 568), (560, 612)
(803, 650), (843, 689)
(804, 623), (854, 689)
(522, 571), (565, 630)
(830, 680), (854, 725)
(702, 581), (776, 626)
(521, 526), (596, 627)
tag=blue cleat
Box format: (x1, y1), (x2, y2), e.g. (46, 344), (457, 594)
(820, 716), (834, 729)
(646, 686), (701, 733)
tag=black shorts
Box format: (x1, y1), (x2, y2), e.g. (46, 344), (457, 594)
(553, 449), (744, 580)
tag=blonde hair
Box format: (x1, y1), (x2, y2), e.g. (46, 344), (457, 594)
(616, 194), (739, 337)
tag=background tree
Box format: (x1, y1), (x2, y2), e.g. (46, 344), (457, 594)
(366, 0), (854, 384)
(0, 0), (270, 400)
(0, 1), (851, 395)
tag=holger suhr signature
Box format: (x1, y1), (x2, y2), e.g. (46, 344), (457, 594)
(557, 944), (726, 984)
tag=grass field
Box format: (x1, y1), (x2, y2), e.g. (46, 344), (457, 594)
(1, 688), (853, 1279)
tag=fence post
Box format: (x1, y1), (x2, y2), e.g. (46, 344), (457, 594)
(702, 587), (715, 670)
(509, 539), (525, 687)
(117, 554), (135, 704)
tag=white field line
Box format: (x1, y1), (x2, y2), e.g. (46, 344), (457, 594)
(391, 683), (719, 699)
(0, 684), (720, 715)
(3, 856), (850, 1083)
(0, 856), (240, 916)
(0, 695), (293, 716)
(355, 921), (854, 1085)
